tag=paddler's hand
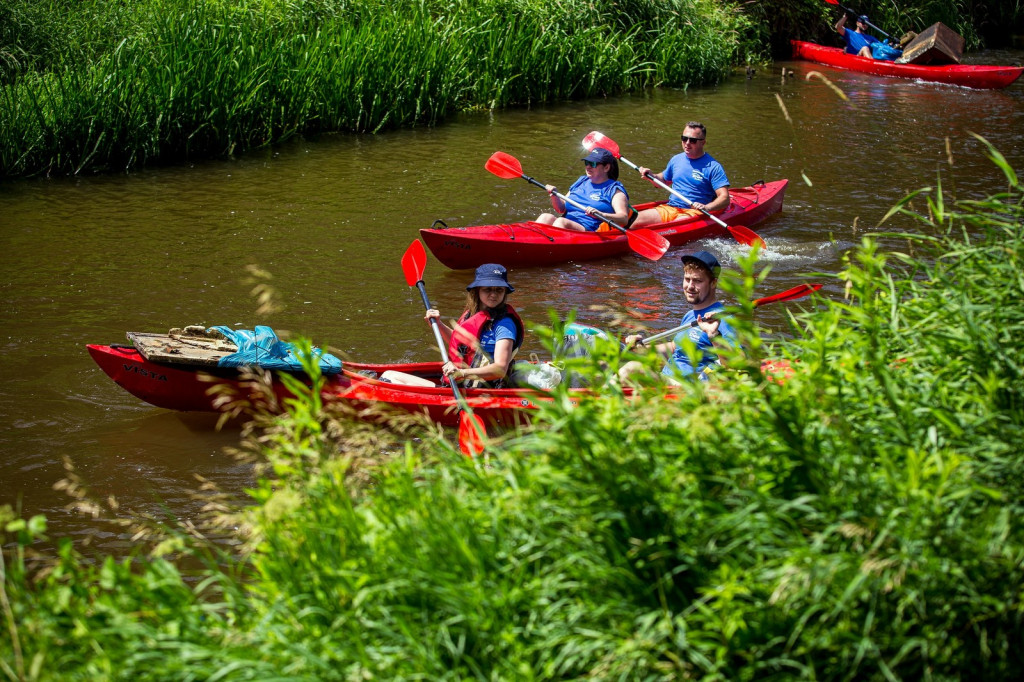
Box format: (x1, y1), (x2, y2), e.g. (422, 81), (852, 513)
(442, 362), (466, 380)
(624, 334), (646, 350)
(638, 166), (651, 178)
(544, 184), (557, 195)
(696, 312), (721, 339)
(424, 308), (441, 322)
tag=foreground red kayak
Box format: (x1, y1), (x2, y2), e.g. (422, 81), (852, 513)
(791, 40), (1024, 89)
(87, 343), (584, 429)
(420, 179), (787, 269)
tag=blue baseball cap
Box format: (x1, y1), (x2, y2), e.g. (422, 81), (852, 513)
(681, 250), (721, 278)
(467, 263), (514, 292)
(582, 147), (615, 165)
(858, 15), (870, 24)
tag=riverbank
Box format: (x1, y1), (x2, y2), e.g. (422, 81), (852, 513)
(0, 0), (756, 178)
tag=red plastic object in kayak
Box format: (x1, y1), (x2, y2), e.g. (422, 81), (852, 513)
(420, 180), (787, 270)
(791, 40), (1024, 89)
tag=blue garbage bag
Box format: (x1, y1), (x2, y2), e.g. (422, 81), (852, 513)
(209, 325), (342, 374)
(871, 42), (902, 61)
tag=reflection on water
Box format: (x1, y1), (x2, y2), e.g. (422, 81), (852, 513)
(2, 50), (1022, 550)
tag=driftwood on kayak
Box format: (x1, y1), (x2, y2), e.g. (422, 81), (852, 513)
(897, 23), (964, 65)
(128, 328), (237, 367)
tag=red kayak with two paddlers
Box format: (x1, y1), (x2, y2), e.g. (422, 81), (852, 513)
(791, 40), (1024, 89)
(420, 179), (788, 270)
(86, 285), (820, 432)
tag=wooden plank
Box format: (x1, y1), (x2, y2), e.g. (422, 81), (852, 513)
(128, 330), (237, 367)
(897, 22), (964, 65)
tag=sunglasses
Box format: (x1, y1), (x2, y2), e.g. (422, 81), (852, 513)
(681, 135), (705, 143)
(583, 160), (603, 168)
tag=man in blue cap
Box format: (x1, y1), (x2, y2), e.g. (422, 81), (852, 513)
(835, 13), (880, 58)
(619, 250), (738, 383)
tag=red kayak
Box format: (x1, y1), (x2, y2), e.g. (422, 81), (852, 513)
(791, 40), (1024, 89)
(420, 179), (787, 270)
(87, 328), (798, 427)
(87, 343), (588, 429)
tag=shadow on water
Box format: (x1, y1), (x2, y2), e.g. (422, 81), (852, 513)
(2, 50), (1023, 550)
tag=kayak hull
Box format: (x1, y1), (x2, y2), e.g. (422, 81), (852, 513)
(86, 344), (569, 428)
(421, 179), (787, 269)
(791, 40), (1024, 89)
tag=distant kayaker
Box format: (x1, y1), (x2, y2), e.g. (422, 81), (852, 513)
(630, 122), (731, 227)
(618, 250), (737, 383)
(383, 263), (525, 388)
(836, 14), (879, 58)
(535, 147), (632, 232)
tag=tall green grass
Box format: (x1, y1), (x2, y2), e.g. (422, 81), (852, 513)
(0, 0), (750, 177)
(3, 140), (1023, 678)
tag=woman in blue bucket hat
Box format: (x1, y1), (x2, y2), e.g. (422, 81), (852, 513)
(384, 263), (525, 388)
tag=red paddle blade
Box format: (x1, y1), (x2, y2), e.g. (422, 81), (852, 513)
(727, 224), (766, 248)
(401, 239), (427, 287)
(458, 410), (486, 457)
(485, 151), (524, 180)
(823, 0), (840, 5)
(753, 283), (822, 308)
(581, 130), (621, 158)
(627, 228), (670, 260)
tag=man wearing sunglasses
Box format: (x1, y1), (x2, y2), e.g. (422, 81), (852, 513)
(631, 122), (730, 227)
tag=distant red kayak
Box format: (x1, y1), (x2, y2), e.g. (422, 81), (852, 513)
(420, 179), (787, 270)
(791, 40), (1024, 89)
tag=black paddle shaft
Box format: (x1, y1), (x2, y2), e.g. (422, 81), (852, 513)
(415, 280), (468, 406)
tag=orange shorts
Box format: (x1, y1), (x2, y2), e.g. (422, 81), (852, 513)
(653, 205), (704, 222)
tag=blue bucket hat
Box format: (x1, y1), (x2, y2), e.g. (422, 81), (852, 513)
(681, 250), (721, 279)
(467, 263), (514, 292)
(582, 147), (615, 165)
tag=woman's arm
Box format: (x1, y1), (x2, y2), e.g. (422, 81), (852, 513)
(585, 190), (631, 225)
(448, 338), (515, 381)
(425, 309), (453, 346)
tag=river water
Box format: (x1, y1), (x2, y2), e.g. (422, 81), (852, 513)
(2, 51), (1022, 552)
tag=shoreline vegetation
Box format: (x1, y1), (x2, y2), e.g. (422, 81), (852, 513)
(0, 0), (756, 178)
(3, 139), (1023, 678)
(2, 0), (1022, 178)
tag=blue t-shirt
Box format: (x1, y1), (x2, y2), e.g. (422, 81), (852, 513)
(480, 317), (518, 359)
(564, 176), (629, 231)
(842, 27), (878, 56)
(662, 153), (729, 208)
(663, 301), (737, 381)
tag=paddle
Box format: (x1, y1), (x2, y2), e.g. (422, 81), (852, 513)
(637, 284), (823, 345)
(581, 131), (767, 249)
(401, 239), (485, 457)
(823, 0), (893, 40)
(484, 151), (670, 261)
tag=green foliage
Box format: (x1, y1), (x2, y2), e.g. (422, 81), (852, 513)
(0, 0), (752, 177)
(4, 143), (1024, 678)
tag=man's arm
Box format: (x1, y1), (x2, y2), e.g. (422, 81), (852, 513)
(835, 14), (847, 35)
(695, 185), (730, 213)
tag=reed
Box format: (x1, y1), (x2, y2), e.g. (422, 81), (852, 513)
(0, 0), (750, 177)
